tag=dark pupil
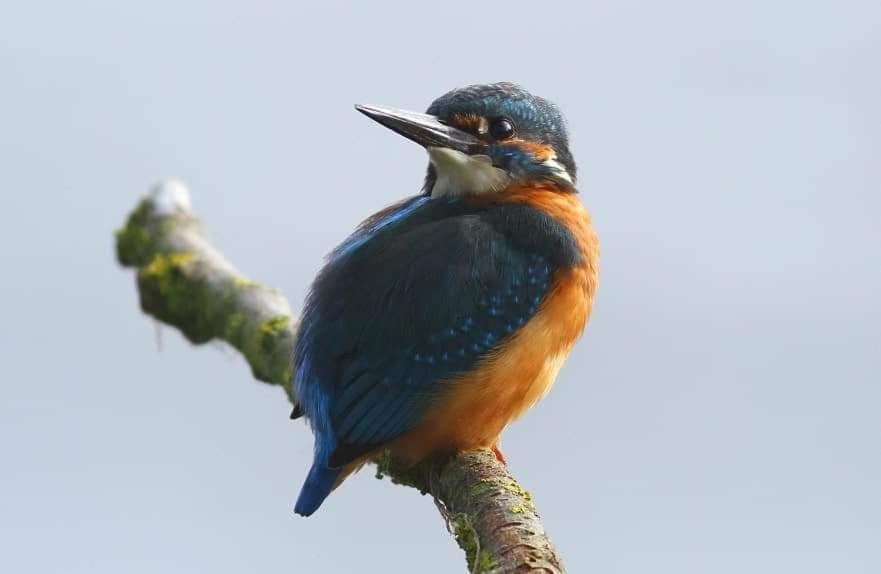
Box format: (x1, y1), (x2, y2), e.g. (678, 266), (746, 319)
(490, 118), (514, 140)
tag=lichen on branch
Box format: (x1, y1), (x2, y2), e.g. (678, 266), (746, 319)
(115, 180), (565, 574)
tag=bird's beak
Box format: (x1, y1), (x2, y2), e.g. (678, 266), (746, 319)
(355, 104), (484, 155)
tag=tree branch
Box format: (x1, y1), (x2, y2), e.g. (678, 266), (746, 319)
(115, 180), (565, 574)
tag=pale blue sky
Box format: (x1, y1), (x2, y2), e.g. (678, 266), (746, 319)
(1, 1), (879, 572)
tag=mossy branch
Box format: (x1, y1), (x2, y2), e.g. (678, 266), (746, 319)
(115, 180), (565, 574)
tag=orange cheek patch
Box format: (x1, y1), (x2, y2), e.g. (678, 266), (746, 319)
(504, 139), (555, 162)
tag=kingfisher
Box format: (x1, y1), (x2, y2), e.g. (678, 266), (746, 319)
(291, 82), (599, 516)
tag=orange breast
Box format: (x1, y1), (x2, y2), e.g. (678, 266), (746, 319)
(390, 187), (599, 462)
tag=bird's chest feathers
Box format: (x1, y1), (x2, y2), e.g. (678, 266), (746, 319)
(389, 188), (598, 460)
(391, 269), (590, 460)
(428, 147), (510, 198)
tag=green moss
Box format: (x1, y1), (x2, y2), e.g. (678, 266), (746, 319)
(280, 367), (293, 385)
(470, 479), (495, 498)
(373, 452), (390, 480)
(453, 515), (496, 573)
(258, 316), (290, 353)
(502, 480), (534, 507)
(509, 504), (526, 514)
(137, 252), (215, 343)
(115, 200), (156, 267)
(233, 276), (257, 289)
(224, 312), (246, 345)
(140, 252), (195, 294)
(282, 377), (298, 404)
(241, 315), (294, 385)
(372, 451), (429, 491)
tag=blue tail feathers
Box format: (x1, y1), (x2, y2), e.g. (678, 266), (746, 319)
(294, 463), (343, 517)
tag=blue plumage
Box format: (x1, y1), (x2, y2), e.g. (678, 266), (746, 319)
(294, 462), (342, 517)
(292, 195), (579, 514)
(292, 82), (586, 516)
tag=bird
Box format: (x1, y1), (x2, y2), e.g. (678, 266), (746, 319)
(290, 82), (599, 517)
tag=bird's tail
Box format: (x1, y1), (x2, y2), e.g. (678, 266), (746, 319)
(294, 462), (343, 517)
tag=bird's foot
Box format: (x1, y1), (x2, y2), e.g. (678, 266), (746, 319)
(491, 445), (507, 465)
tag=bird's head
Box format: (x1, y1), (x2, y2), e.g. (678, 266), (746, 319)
(356, 82), (576, 198)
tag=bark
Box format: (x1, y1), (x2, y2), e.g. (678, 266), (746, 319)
(115, 180), (565, 574)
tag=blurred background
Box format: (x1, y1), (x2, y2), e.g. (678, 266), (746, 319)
(1, 1), (878, 572)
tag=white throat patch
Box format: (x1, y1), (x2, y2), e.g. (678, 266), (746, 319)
(427, 147), (510, 198)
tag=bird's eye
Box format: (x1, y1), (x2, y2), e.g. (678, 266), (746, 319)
(489, 117), (515, 140)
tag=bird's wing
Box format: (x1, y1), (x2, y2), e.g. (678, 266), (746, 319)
(294, 196), (560, 468)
